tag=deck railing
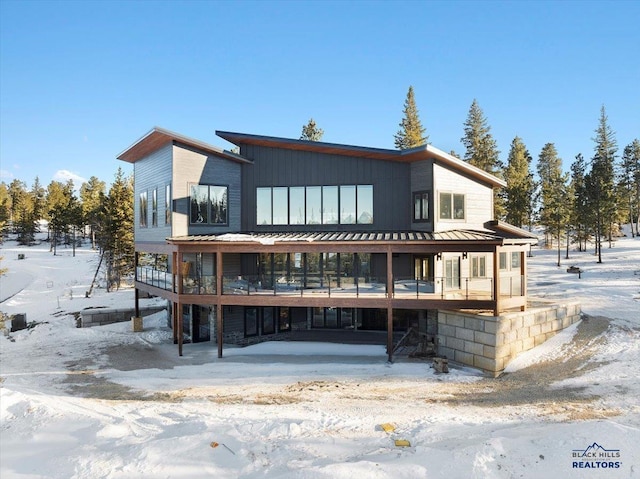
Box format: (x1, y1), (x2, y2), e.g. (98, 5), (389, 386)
(135, 267), (520, 301)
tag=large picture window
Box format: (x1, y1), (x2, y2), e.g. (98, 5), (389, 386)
(439, 192), (465, 220)
(139, 191), (148, 227)
(190, 184), (228, 225)
(256, 184), (373, 226)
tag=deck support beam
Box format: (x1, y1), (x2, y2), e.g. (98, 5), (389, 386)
(216, 250), (224, 359)
(386, 246), (394, 362)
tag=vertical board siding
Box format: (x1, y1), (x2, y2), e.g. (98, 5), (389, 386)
(134, 143), (173, 243)
(172, 143), (242, 237)
(241, 144), (411, 232)
(432, 162), (493, 232)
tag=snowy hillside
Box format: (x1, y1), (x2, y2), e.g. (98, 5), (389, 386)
(1, 233), (639, 478)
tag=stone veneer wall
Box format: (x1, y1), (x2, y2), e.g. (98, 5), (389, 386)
(81, 306), (167, 328)
(436, 301), (582, 376)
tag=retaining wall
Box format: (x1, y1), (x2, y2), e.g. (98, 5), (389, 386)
(436, 301), (582, 376)
(80, 305), (167, 328)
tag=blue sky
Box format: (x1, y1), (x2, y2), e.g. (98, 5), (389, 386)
(1, 0), (638, 189)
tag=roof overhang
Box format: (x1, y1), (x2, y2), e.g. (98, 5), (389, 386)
(484, 221), (539, 245)
(216, 130), (506, 188)
(117, 127), (252, 164)
(167, 230), (506, 247)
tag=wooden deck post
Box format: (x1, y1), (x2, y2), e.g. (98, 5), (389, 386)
(493, 246), (501, 316)
(177, 301), (183, 357)
(386, 246), (394, 362)
(520, 249), (527, 311)
(216, 250), (224, 359)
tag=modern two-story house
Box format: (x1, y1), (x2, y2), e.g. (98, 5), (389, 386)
(117, 127), (538, 363)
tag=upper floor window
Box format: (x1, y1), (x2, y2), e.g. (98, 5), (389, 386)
(256, 185), (373, 226)
(413, 191), (429, 222)
(165, 183), (171, 225)
(152, 188), (158, 227)
(439, 192), (465, 220)
(139, 191), (148, 228)
(190, 184), (228, 225)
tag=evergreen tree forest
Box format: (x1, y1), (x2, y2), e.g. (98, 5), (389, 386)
(0, 103), (637, 279)
(0, 169), (134, 289)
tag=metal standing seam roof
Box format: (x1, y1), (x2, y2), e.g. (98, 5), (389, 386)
(167, 230), (505, 244)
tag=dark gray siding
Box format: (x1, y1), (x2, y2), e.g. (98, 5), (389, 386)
(240, 144), (411, 231)
(172, 143), (242, 236)
(134, 143), (173, 243)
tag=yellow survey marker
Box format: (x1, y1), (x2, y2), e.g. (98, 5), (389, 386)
(380, 423), (396, 433)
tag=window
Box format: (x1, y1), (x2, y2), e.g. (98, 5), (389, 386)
(256, 188), (271, 225)
(256, 185), (374, 226)
(278, 307), (291, 332)
(306, 186), (321, 224)
(499, 252), (508, 270)
(262, 307), (275, 335)
(499, 252), (521, 271)
(470, 255), (486, 278)
(340, 185), (356, 224)
(152, 188), (158, 227)
(413, 191), (429, 221)
(245, 308), (258, 337)
(272, 187), (288, 225)
(357, 185), (373, 224)
(165, 183), (171, 225)
(139, 191), (148, 227)
(322, 186), (338, 224)
(511, 252), (521, 269)
(190, 184), (228, 225)
(289, 187), (305, 224)
(439, 192), (465, 220)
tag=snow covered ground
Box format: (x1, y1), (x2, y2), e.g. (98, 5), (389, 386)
(1, 232), (639, 478)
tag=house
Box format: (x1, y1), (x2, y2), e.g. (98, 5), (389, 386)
(117, 127), (539, 364)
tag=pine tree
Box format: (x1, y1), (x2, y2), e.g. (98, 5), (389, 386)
(46, 180), (76, 253)
(570, 154), (590, 251)
(619, 139), (640, 236)
(0, 183), (9, 242)
(7, 179), (27, 230)
(80, 176), (106, 249)
(300, 118), (324, 142)
(394, 86), (428, 149)
(504, 137), (535, 228)
(30, 177), (46, 226)
(588, 106), (618, 262)
(101, 168), (134, 291)
(461, 99), (504, 218)
(536, 143), (571, 265)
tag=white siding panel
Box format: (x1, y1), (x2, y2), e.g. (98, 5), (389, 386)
(433, 162), (494, 231)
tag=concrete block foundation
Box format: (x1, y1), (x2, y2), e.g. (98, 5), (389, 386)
(437, 301), (581, 376)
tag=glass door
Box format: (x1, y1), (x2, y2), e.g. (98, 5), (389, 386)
(445, 257), (460, 290)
